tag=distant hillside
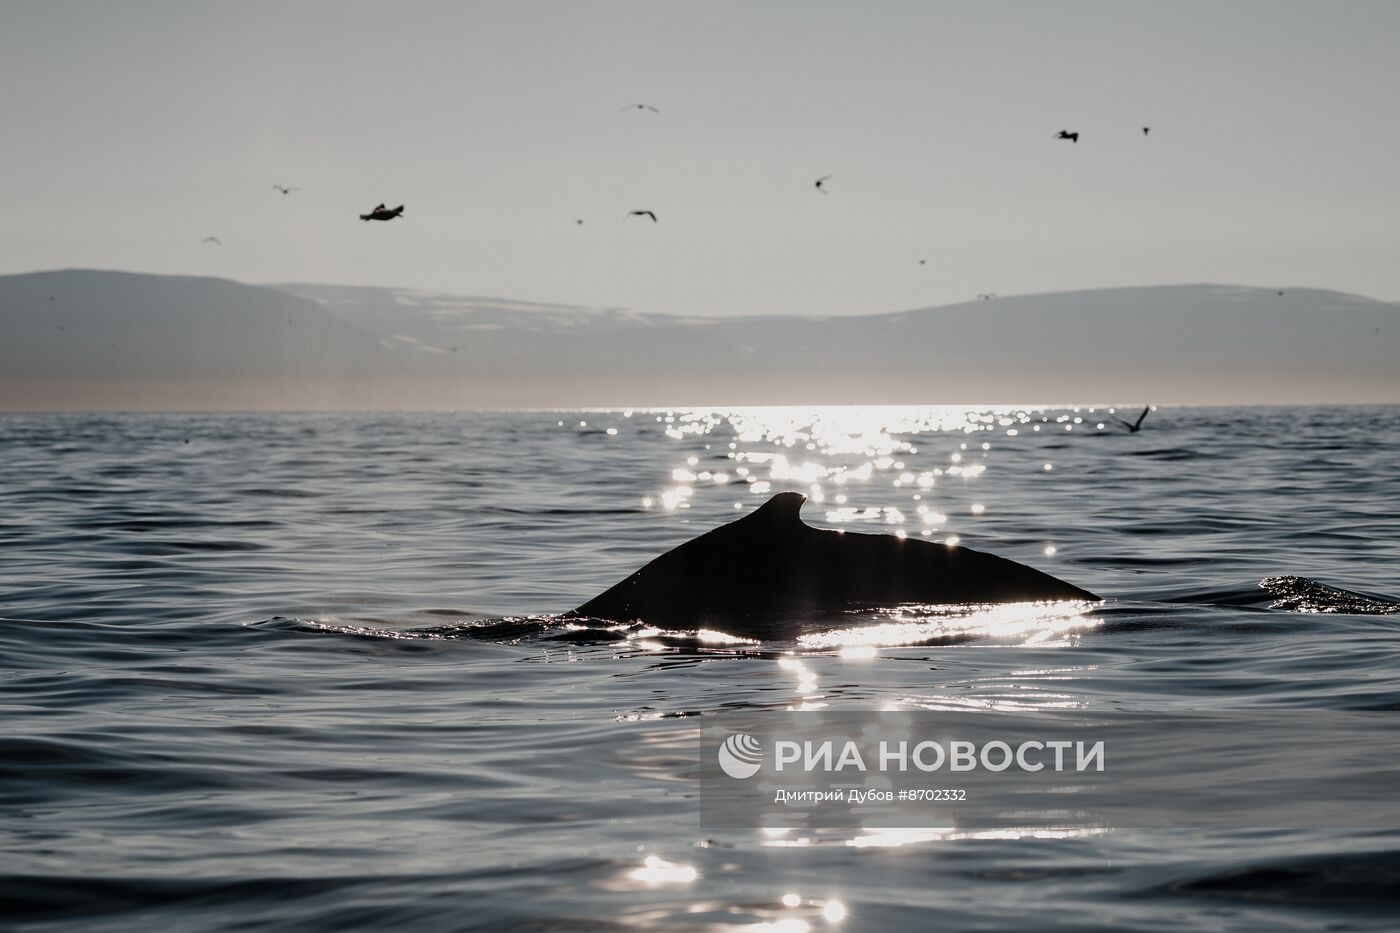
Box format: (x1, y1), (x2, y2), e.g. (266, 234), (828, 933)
(3, 270), (1398, 409)
(0, 270), (405, 409)
(285, 280), (1400, 406)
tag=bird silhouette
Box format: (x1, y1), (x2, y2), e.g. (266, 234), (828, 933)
(1142, 127), (1150, 136)
(360, 203), (405, 221)
(626, 210), (658, 222)
(272, 185), (300, 195)
(1055, 130), (1079, 143)
(1115, 406), (1151, 433)
(202, 236), (221, 245)
(814, 175), (832, 193)
(977, 292), (997, 300)
(621, 103), (660, 112)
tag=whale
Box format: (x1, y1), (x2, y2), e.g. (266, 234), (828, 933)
(569, 492), (1098, 630)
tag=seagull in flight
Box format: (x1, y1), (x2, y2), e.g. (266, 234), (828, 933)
(814, 175), (832, 194)
(621, 103), (660, 112)
(1055, 130), (1079, 143)
(626, 210), (658, 222)
(272, 185), (300, 195)
(202, 236), (221, 245)
(360, 203), (405, 222)
(1115, 406), (1151, 433)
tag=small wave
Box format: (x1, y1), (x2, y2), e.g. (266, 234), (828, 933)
(1126, 447), (1207, 461)
(0, 872), (365, 926)
(1260, 576), (1400, 614)
(254, 614), (765, 651)
(255, 600), (1101, 652)
(1161, 849), (1400, 907)
(251, 614), (559, 640)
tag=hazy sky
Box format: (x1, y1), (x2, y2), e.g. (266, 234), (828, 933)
(3, 1), (1399, 316)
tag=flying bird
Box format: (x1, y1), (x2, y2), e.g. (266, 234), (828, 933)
(621, 103), (660, 112)
(626, 210), (658, 222)
(202, 236), (221, 245)
(814, 174), (832, 193)
(360, 203), (405, 221)
(1115, 406), (1151, 433)
(1142, 126), (1150, 136)
(1055, 130), (1079, 143)
(272, 185), (300, 195)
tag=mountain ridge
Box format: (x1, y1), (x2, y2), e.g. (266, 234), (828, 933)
(3, 269), (1397, 409)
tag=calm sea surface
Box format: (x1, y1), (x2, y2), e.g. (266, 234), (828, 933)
(3, 406), (1400, 931)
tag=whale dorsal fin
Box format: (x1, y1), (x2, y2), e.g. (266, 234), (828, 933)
(749, 492), (807, 529)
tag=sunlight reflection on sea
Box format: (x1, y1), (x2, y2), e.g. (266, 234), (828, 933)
(3, 406), (1400, 931)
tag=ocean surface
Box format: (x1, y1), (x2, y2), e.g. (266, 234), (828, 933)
(3, 405), (1400, 932)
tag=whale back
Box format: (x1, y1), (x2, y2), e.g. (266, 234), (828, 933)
(571, 492), (1097, 629)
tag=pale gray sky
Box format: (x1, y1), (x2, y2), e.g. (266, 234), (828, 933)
(3, 0), (1398, 316)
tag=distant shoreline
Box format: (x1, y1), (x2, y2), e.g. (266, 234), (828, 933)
(5, 271), (1399, 408)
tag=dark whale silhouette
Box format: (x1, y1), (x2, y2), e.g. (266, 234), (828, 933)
(569, 492), (1098, 629)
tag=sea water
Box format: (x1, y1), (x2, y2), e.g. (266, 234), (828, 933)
(3, 406), (1399, 931)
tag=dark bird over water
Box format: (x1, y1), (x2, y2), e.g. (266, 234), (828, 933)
(360, 203), (405, 222)
(1115, 406), (1151, 433)
(272, 185), (300, 195)
(1055, 130), (1079, 143)
(626, 210), (658, 222)
(814, 175), (832, 193)
(621, 103), (660, 112)
(202, 236), (221, 245)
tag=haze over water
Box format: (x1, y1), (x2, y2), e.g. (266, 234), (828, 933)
(4, 405), (1400, 931)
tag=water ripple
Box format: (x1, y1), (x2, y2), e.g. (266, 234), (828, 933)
(4, 406), (1400, 931)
